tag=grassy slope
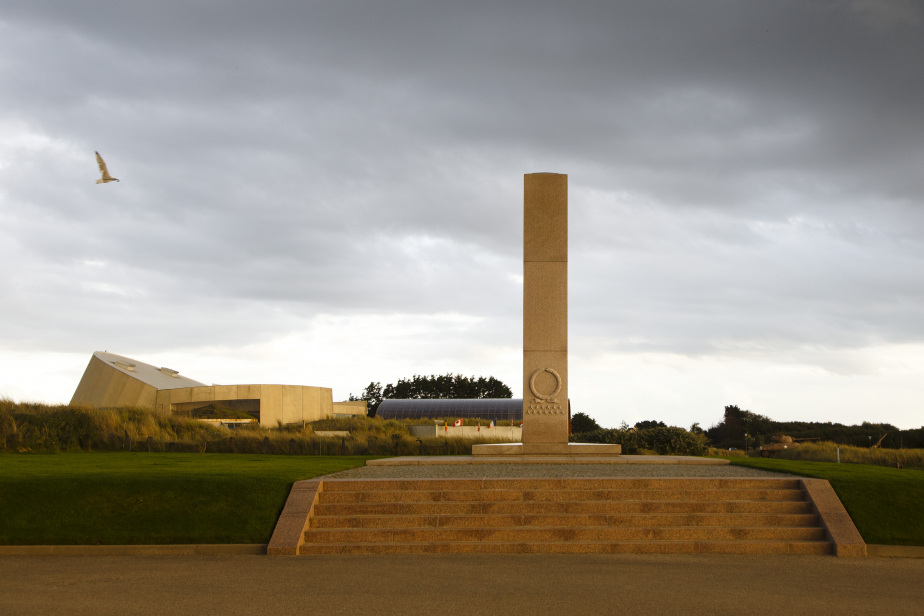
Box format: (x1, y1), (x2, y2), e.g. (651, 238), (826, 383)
(731, 458), (924, 546)
(0, 453), (375, 545)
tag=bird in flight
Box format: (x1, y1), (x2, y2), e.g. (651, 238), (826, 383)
(95, 151), (119, 184)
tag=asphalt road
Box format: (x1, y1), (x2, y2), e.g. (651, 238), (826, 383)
(2, 553), (922, 616)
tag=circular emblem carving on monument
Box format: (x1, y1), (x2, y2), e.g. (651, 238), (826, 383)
(529, 367), (562, 402)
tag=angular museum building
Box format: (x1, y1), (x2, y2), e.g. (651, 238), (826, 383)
(70, 351), (365, 426)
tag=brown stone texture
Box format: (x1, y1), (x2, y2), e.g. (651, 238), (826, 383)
(522, 173), (569, 447)
(524, 173), (568, 262)
(522, 351), (569, 444)
(267, 481), (321, 556)
(801, 479), (867, 557)
(290, 477), (837, 556)
(523, 261), (568, 351)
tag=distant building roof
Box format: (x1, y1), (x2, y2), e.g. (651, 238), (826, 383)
(92, 351), (206, 390)
(376, 398), (523, 422)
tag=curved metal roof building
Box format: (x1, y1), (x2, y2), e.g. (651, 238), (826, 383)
(376, 398), (523, 422)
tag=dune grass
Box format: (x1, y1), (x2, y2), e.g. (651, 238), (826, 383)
(731, 457), (924, 546)
(1, 399), (513, 456)
(0, 453), (375, 545)
(768, 441), (924, 469)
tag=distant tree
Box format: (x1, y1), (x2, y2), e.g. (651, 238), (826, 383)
(570, 412), (601, 433)
(349, 382), (383, 417)
(705, 405), (775, 446)
(351, 374), (512, 418)
(383, 374), (512, 401)
(634, 420), (667, 431)
(689, 422), (704, 435)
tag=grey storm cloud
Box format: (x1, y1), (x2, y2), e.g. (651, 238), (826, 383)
(1, 0), (923, 370)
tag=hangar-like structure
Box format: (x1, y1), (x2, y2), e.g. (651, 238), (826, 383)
(70, 351), (365, 426)
(376, 398), (523, 423)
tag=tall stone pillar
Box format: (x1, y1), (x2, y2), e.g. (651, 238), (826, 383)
(471, 173), (619, 457)
(522, 173), (569, 452)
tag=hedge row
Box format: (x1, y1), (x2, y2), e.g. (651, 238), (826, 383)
(571, 426), (710, 456)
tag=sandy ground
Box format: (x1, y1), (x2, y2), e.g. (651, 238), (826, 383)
(2, 553), (922, 616)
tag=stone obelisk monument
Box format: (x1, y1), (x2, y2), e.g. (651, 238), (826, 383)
(521, 173), (570, 452)
(473, 173), (619, 457)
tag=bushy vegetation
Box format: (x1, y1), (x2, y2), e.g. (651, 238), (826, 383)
(706, 447), (748, 457)
(759, 441), (924, 469)
(571, 425), (709, 456)
(707, 404), (922, 450)
(0, 398), (514, 456)
(570, 412), (600, 433)
(1, 398), (223, 453)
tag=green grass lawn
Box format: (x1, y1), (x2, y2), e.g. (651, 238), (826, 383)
(731, 457), (924, 546)
(0, 453), (376, 545)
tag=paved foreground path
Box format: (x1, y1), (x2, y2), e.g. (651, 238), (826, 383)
(2, 553), (921, 616)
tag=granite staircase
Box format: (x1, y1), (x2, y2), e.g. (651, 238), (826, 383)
(298, 478), (832, 555)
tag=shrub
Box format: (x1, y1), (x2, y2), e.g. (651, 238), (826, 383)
(774, 441), (924, 469)
(572, 425), (709, 456)
(570, 412), (601, 433)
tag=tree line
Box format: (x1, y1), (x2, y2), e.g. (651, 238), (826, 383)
(350, 374), (921, 450)
(705, 405), (924, 450)
(350, 374), (513, 416)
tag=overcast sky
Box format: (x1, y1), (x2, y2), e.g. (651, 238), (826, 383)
(1, 1), (923, 430)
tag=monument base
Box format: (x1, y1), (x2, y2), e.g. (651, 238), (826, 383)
(471, 443), (621, 457)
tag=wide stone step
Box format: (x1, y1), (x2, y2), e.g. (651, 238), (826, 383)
(303, 525), (826, 544)
(299, 539), (832, 555)
(318, 488), (806, 504)
(269, 477), (850, 557)
(317, 478), (803, 492)
(313, 499), (813, 517)
(310, 512), (819, 530)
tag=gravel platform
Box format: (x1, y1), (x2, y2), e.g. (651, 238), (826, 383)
(322, 464), (793, 480)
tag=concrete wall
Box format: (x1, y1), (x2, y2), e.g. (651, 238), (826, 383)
(410, 425), (522, 441)
(70, 355), (159, 409)
(157, 385), (333, 427)
(333, 401), (367, 416)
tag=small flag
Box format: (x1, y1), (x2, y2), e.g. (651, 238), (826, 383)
(487, 420), (494, 429)
(454, 419), (462, 427)
(445, 423), (448, 432)
(477, 422), (481, 432)
(519, 423), (523, 428)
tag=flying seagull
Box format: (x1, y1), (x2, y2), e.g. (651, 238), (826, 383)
(95, 151), (119, 184)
